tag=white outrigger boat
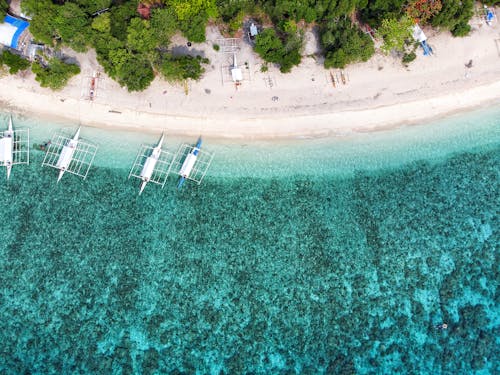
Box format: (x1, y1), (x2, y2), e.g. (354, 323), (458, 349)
(177, 137), (202, 189)
(128, 133), (174, 195)
(139, 133), (164, 194)
(0, 115), (29, 179)
(42, 127), (97, 182)
(56, 127), (80, 182)
(172, 137), (214, 189)
(1, 116), (14, 179)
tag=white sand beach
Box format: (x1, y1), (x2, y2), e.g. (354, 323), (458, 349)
(0, 19), (499, 139)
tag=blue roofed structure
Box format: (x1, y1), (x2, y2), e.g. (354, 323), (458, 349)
(0, 14), (30, 49)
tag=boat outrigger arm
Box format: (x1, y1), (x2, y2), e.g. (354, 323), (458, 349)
(1, 116), (14, 180)
(178, 137), (202, 189)
(139, 133), (165, 195)
(56, 127), (80, 182)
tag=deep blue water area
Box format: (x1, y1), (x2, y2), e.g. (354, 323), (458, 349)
(0, 109), (499, 374)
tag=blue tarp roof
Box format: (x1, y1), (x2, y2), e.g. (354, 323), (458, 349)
(1, 14), (30, 49)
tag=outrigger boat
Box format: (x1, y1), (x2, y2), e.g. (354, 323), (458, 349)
(56, 127), (80, 182)
(0, 116), (14, 179)
(177, 137), (202, 189)
(139, 133), (164, 195)
(42, 127), (97, 182)
(0, 115), (29, 179)
(128, 133), (174, 195)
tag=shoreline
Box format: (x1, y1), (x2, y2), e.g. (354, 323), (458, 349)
(2, 80), (499, 141)
(1, 23), (500, 140)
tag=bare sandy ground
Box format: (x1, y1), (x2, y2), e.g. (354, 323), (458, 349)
(0, 17), (499, 139)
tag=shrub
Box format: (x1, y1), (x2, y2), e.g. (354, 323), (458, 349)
(116, 54), (154, 92)
(402, 51), (416, 64)
(32, 58), (80, 90)
(451, 22), (471, 37)
(160, 54), (208, 82)
(431, 0), (474, 36)
(0, 50), (31, 74)
(322, 20), (375, 68)
(228, 10), (245, 35)
(254, 28), (302, 73)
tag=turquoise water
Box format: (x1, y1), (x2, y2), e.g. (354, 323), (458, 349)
(0, 107), (499, 374)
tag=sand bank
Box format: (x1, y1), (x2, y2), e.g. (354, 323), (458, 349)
(0, 20), (499, 139)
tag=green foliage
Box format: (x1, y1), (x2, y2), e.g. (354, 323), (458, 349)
(21, 0), (455, 90)
(22, 0), (59, 45)
(217, 0), (254, 22)
(169, 0), (218, 42)
(1, 0), (8, 18)
(170, 0), (218, 21)
(21, 0), (90, 50)
(402, 51), (416, 64)
(109, 3), (138, 41)
(228, 10), (245, 35)
(93, 34), (125, 77)
(53, 2), (90, 51)
(359, 0), (406, 27)
(376, 15), (414, 54)
(32, 58), (80, 90)
(255, 28), (284, 63)
(91, 13), (111, 33)
(126, 18), (157, 54)
(321, 20), (375, 69)
(254, 28), (302, 73)
(160, 54), (208, 82)
(451, 22), (471, 37)
(178, 12), (208, 42)
(150, 8), (178, 46)
(262, 0), (358, 23)
(115, 54), (154, 92)
(77, 0), (112, 13)
(281, 20), (297, 34)
(0, 51), (31, 74)
(431, 0), (474, 36)
(280, 33), (302, 73)
(213, 43), (220, 51)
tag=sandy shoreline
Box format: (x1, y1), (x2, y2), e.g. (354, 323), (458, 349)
(1, 20), (499, 139)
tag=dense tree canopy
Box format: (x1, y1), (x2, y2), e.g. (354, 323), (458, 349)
(1, 0), (8, 18)
(31, 58), (80, 90)
(431, 0), (474, 36)
(17, 0), (479, 89)
(254, 28), (302, 73)
(321, 20), (375, 68)
(376, 15), (415, 54)
(160, 54), (209, 82)
(0, 51), (31, 74)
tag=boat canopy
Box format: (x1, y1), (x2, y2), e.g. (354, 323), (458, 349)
(0, 136), (12, 164)
(412, 24), (427, 43)
(0, 15), (29, 49)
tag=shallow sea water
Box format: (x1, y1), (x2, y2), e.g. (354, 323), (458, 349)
(0, 107), (499, 374)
